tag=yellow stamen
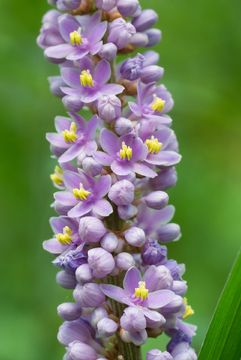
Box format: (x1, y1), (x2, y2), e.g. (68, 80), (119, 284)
(62, 122), (77, 143)
(120, 142), (132, 161)
(182, 297), (194, 319)
(73, 183), (91, 201)
(56, 226), (73, 245)
(151, 94), (165, 112)
(135, 281), (149, 301)
(145, 136), (162, 154)
(80, 70), (94, 87)
(70, 28), (82, 46)
(50, 165), (64, 186)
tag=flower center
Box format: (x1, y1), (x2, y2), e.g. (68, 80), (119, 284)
(145, 136), (162, 154)
(120, 141), (132, 161)
(73, 183), (91, 201)
(182, 297), (194, 319)
(62, 122), (77, 143)
(151, 94), (165, 112)
(80, 70), (94, 87)
(70, 28), (82, 46)
(135, 281), (149, 301)
(50, 165), (64, 186)
(56, 226), (73, 245)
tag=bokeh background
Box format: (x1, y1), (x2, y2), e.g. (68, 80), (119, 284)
(0, 0), (240, 359)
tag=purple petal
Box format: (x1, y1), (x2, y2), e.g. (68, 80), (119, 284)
(92, 199), (113, 217)
(59, 143), (83, 163)
(69, 112), (86, 130)
(111, 160), (132, 176)
(155, 127), (172, 148)
(81, 90), (100, 103)
(176, 318), (197, 336)
(86, 115), (98, 139)
(101, 84), (124, 96)
(50, 216), (78, 234)
(94, 60), (111, 86)
(54, 191), (78, 206)
(143, 289), (175, 309)
(45, 44), (73, 59)
(46, 133), (69, 148)
(123, 266), (142, 296)
(61, 68), (81, 89)
(95, 175), (111, 199)
(100, 129), (119, 155)
(93, 151), (114, 166)
(43, 238), (69, 255)
(146, 151), (181, 166)
(143, 266), (159, 292)
(100, 284), (128, 303)
(89, 21), (107, 44)
(142, 307), (164, 322)
(131, 138), (145, 161)
(89, 41), (102, 55)
(129, 329), (147, 346)
(128, 101), (142, 117)
(84, 140), (97, 156)
(55, 116), (72, 133)
(85, 10), (102, 37)
(78, 56), (95, 73)
(66, 48), (89, 61)
(58, 14), (79, 43)
(61, 87), (82, 96)
(154, 205), (175, 225)
(132, 162), (156, 178)
(63, 171), (83, 191)
(68, 201), (93, 218)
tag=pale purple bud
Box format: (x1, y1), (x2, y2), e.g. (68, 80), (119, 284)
(161, 295), (184, 314)
(97, 318), (118, 338)
(62, 95), (84, 112)
(129, 329), (147, 346)
(145, 312), (166, 329)
(118, 204), (137, 220)
(62, 0), (81, 10)
(108, 18), (136, 49)
(141, 239), (167, 265)
(117, 171), (136, 183)
(172, 281), (187, 297)
(98, 95), (121, 123)
(73, 283), (105, 307)
(57, 302), (82, 321)
(164, 260), (183, 280)
(132, 4), (141, 17)
(154, 265), (173, 290)
(58, 321), (92, 346)
(75, 264), (94, 284)
(54, 201), (72, 215)
(145, 191), (169, 210)
(82, 157), (102, 177)
(121, 307), (146, 332)
(88, 248), (115, 277)
(79, 217), (107, 243)
(115, 117), (134, 136)
(115, 252), (135, 270)
(145, 29), (162, 47)
(140, 65), (164, 84)
(48, 76), (65, 98)
(117, 0), (139, 17)
(91, 307), (108, 327)
(56, 270), (77, 289)
(100, 233), (118, 252)
(132, 9), (158, 32)
(125, 227), (145, 247)
(120, 53), (145, 81)
(114, 238), (125, 253)
(149, 168), (177, 191)
(130, 32), (149, 47)
(54, 248), (88, 274)
(67, 341), (98, 360)
(157, 224), (181, 243)
(96, 0), (117, 12)
(167, 330), (192, 354)
(171, 342), (197, 360)
(99, 42), (117, 61)
(56, 0), (69, 11)
(142, 50), (159, 67)
(108, 180), (134, 205)
(146, 349), (173, 360)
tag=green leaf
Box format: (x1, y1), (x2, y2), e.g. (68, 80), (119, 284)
(198, 249), (241, 360)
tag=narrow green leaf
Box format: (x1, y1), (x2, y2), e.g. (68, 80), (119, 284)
(198, 249), (241, 360)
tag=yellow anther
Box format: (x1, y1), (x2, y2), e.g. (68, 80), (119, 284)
(135, 281), (149, 301)
(151, 94), (166, 112)
(145, 136), (162, 154)
(73, 183), (91, 201)
(50, 166), (64, 186)
(56, 226), (73, 245)
(70, 28), (82, 46)
(62, 122), (77, 143)
(80, 70), (94, 87)
(182, 297), (194, 319)
(120, 142), (132, 161)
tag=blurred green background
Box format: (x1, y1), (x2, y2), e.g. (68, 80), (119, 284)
(0, 0), (240, 359)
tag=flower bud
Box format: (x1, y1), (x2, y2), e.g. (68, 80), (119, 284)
(130, 32), (149, 47)
(167, 330), (192, 354)
(157, 224), (181, 243)
(91, 307), (108, 327)
(149, 168), (177, 191)
(56, 1), (69, 11)
(117, 0), (139, 17)
(66, 341), (98, 360)
(75, 264), (94, 284)
(117, 171), (136, 183)
(57, 302), (82, 321)
(62, 95), (84, 112)
(141, 239), (167, 265)
(48, 76), (66, 98)
(79, 217), (107, 243)
(100, 232), (118, 252)
(145, 191), (169, 210)
(97, 318), (118, 338)
(145, 311), (166, 329)
(161, 295), (184, 314)
(125, 227), (145, 247)
(171, 342), (197, 360)
(61, 0), (81, 10)
(56, 270), (77, 289)
(73, 283), (105, 307)
(129, 328), (148, 346)
(98, 95), (121, 123)
(53, 248), (88, 274)
(121, 307), (146, 332)
(82, 157), (102, 177)
(115, 252), (135, 270)
(140, 65), (164, 84)
(96, 0), (117, 12)
(146, 349), (173, 360)
(99, 42), (117, 62)
(142, 50), (159, 66)
(172, 281), (187, 297)
(108, 18), (136, 49)
(164, 260), (183, 280)
(58, 321), (92, 347)
(114, 238), (125, 253)
(120, 53), (145, 81)
(132, 9), (158, 32)
(115, 117), (134, 136)
(145, 29), (162, 47)
(118, 204), (138, 220)
(108, 180), (134, 205)
(88, 248), (115, 277)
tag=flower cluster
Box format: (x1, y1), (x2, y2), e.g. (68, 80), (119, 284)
(38, 1), (197, 359)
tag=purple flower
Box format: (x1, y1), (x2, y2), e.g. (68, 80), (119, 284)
(88, 248), (115, 277)
(79, 216), (107, 243)
(61, 57), (124, 103)
(108, 179), (134, 206)
(132, 9), (158, 32)
(74, 282), (105, 307)
(54, 170), (113, 218)
(44, 11), (107, 61)
(107, 18), (136, 49)
(141, 239), (167, 265)
(97, 318), (118, 338)
(120, 53), (145, 81)
(53, 245), (88, 274)
(98, 95), (121, 123)
(37, 10), (63, 50)
(117, 0), (139, 17)
(46, 113), (98, 163)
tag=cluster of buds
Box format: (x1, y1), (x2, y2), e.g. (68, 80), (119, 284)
(38, 0), (197, 359)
